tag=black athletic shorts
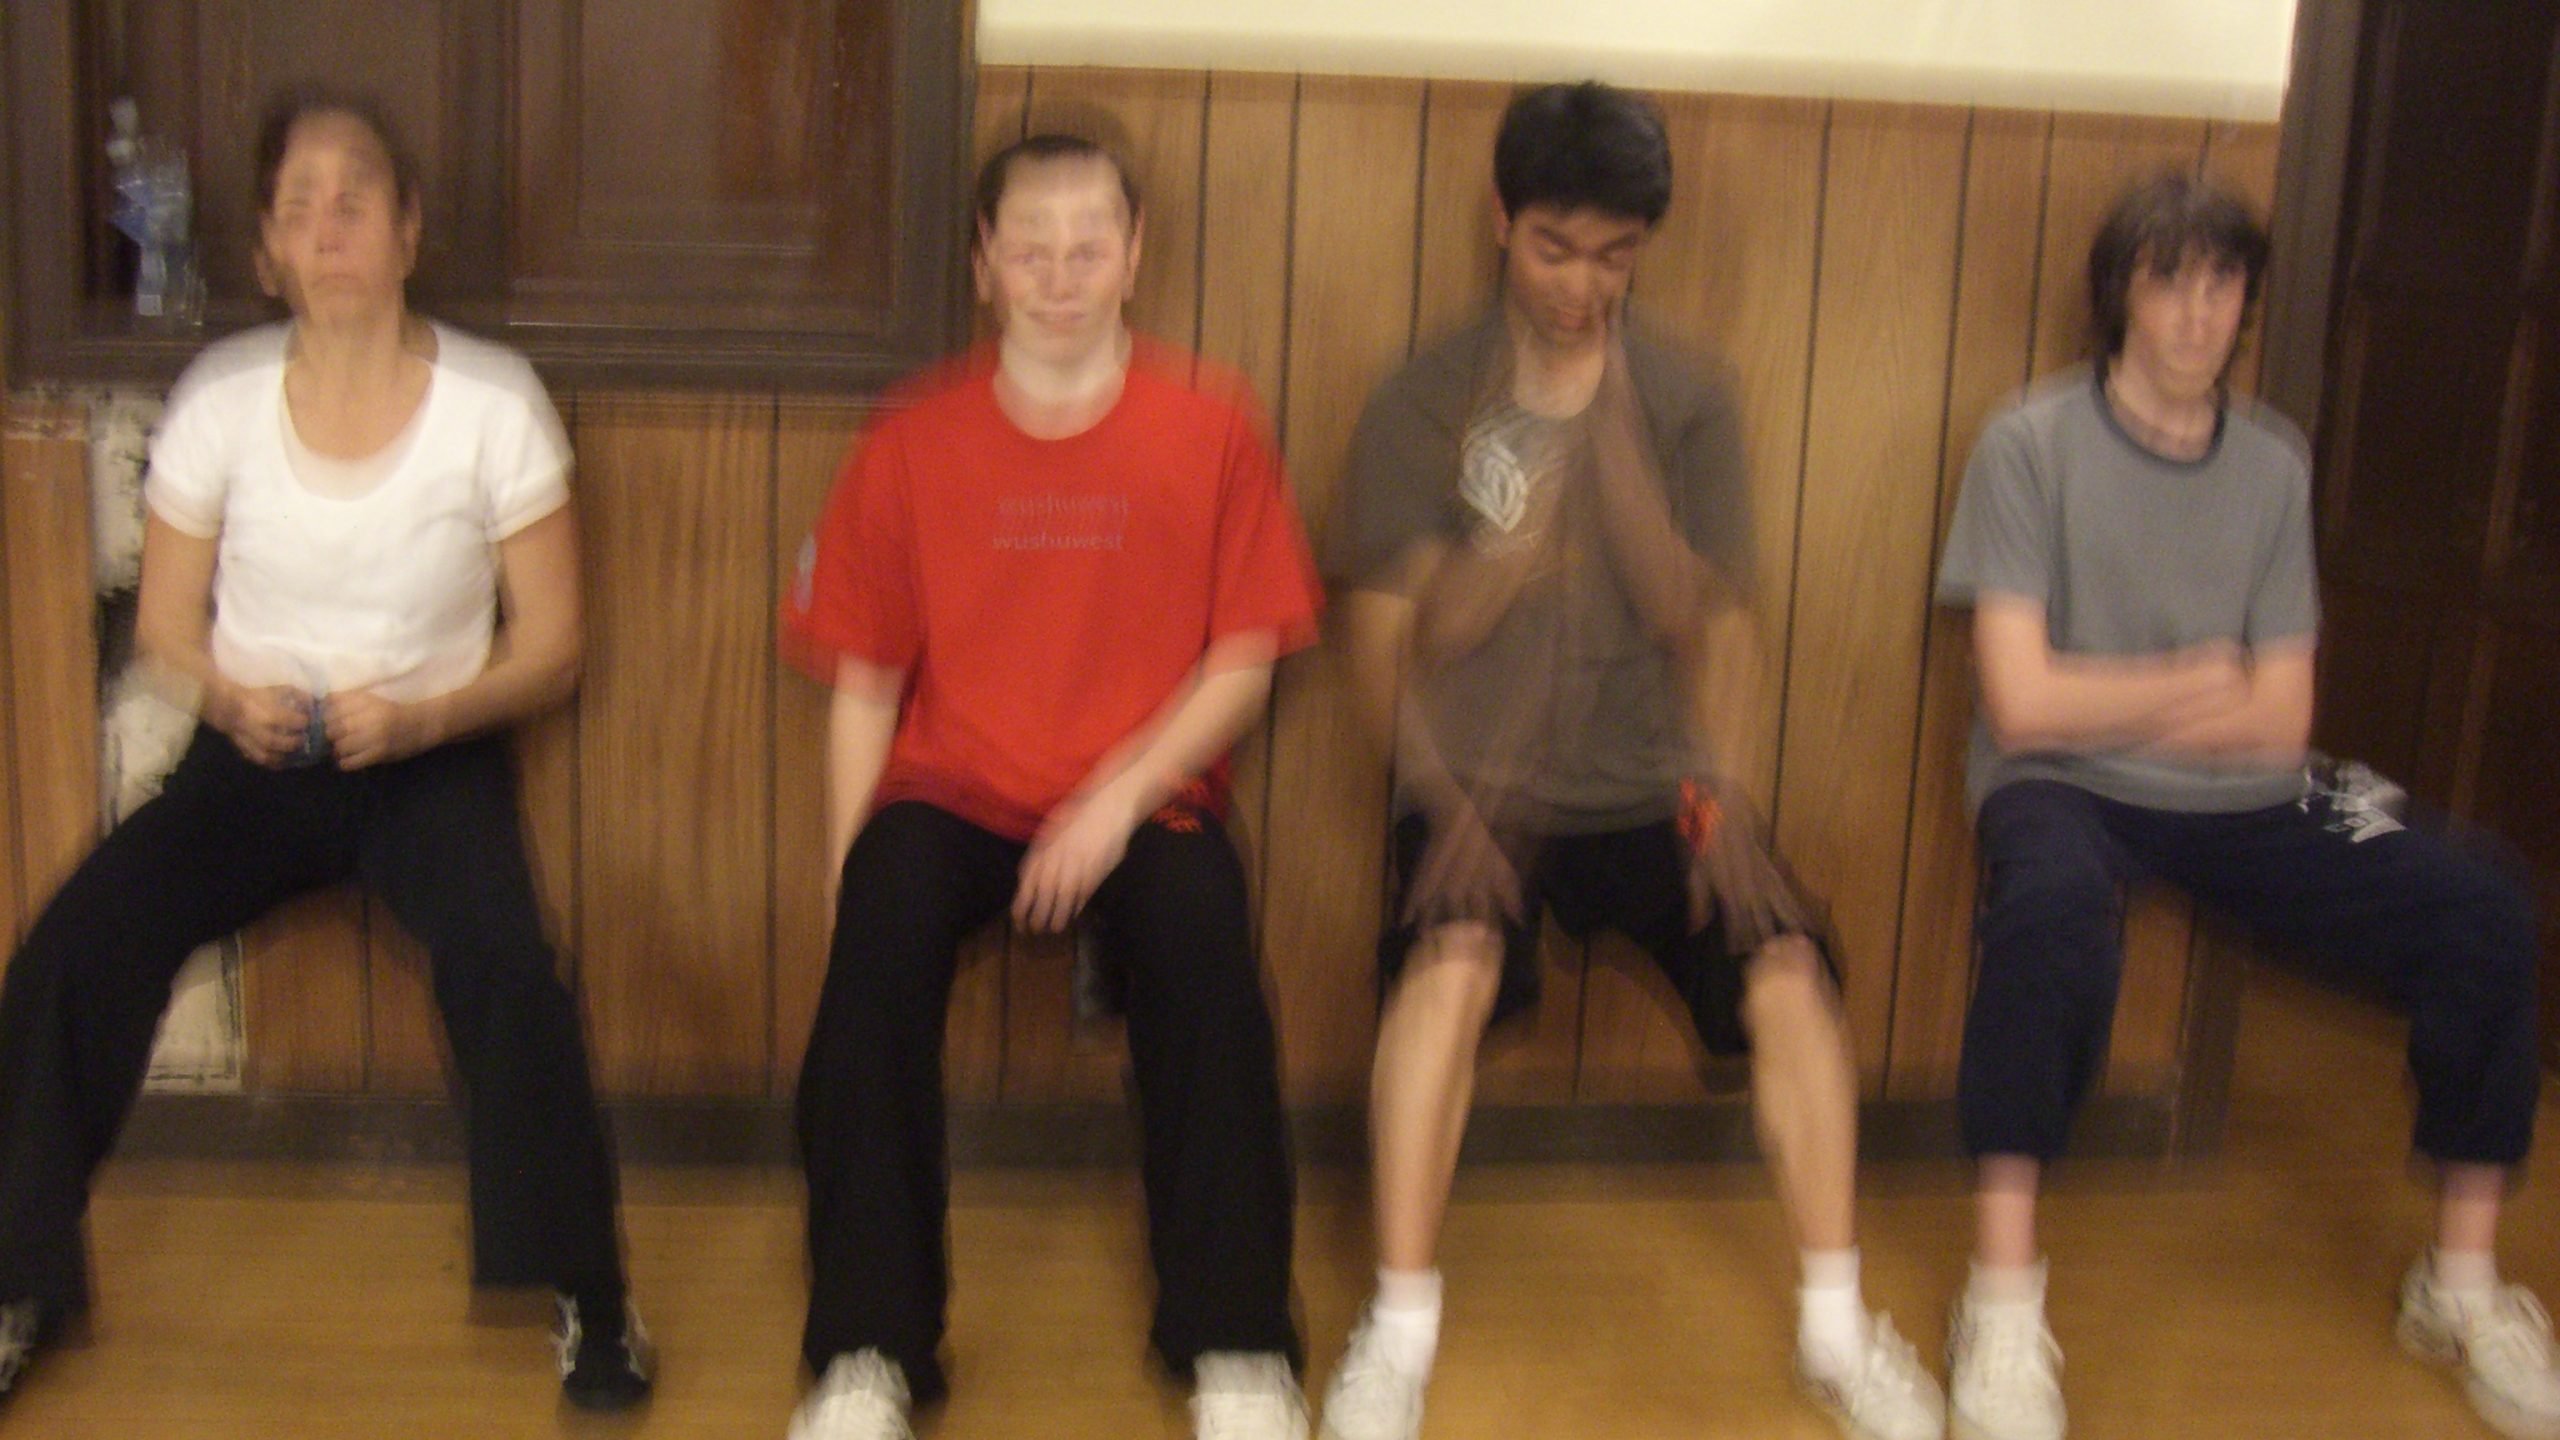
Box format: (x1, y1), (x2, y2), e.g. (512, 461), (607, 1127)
(1379, 811), (1838, 1057)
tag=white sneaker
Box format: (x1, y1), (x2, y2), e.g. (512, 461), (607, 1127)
(1193, 1350), (1310, 1440)
(1800, 1312), (1946, 1440)
(1318, 1314), (1426, 1440)
(0, 1299), (37, 1399)
(1946, 1294), (2063, 1440)
(2396, 1259), (2560, 1440)
(787, 1349), (915, 1440)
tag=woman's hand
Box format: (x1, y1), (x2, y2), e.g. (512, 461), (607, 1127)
(326, 689), (441, 769)
(205, 680), (315, 768)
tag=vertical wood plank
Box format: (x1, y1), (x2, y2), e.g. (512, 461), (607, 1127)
(240, 889), (368, 1093)
(362, 906), (444, 1096)
(3, 403), (101, 916)
(1887, 109), (2052, 1100)
(1198, 71), (1299, 914)
(1024, 68), (1208, 353)
(2204, 120), (2287, 399)
(575, 393), (775, 1097)
(1413, 81), (1507, 347)
(1774, 101), (1969, 1090)
(1260, 75), (1425, 1102)
(1578, 94), (1825, 1104)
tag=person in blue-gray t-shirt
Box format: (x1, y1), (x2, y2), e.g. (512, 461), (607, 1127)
(1932, 173), (2556, 1440)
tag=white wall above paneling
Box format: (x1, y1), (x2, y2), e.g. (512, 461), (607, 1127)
(979, 0), (2297, 121)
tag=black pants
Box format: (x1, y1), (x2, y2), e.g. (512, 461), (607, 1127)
(0, 727), (627, 1313)
(1960, 778), (2541, 1166)
(797, 800), (1298, 1402)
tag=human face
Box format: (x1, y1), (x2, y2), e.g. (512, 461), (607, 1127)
(972, 156), (1140, 366)
(2117, 250), (2247, 402)
(257, 111), (420, 322)
(1494, 202), (1649, 353)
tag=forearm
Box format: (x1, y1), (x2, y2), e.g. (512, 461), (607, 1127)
(1682, 604), (1763, 788)
(408, 632), (578, 745)
(2138, 647), (2315, 766)
(1078, 632), (1277, 816)
(825, 662), (904, 882)
(1973, 600), (2245, 752)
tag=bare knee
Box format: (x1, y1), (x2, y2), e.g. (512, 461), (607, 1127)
(1389, 922), (1506, 1029)
(1741, 936), (1840, 1035)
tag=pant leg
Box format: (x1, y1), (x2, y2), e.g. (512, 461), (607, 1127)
(1958, 781), (2141, 1161)
(355, 735), (625, 1293)
(1088, 804), (1300, 1377)
(798, 802), (1019, 1401)
(0, 728), (351, 1310)
(2142, 796), (2542, 1167)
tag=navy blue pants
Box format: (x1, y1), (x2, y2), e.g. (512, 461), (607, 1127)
(1960, 778), (2540, 1166)
(0, 727), (628, 1315)
(797, 800), (1299, 1403)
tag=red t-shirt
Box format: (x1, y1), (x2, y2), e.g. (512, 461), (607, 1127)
(782, 339), (1322, 840)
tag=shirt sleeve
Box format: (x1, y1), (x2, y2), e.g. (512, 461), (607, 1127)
(780, 420), (923, 684)
(2245, 467), (2321, 646)
(1209, 404), (1324, 655)
(1668, 371), (1757, 601)
(1321, 373), (1458, 594)
(142, 368), (234, 538)
(1935, 415), (2051, 608)
(481, 367), (574, 540)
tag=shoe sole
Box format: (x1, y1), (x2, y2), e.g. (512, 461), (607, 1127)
(1800, 1377), (1948, 1440)
(2397, 1317), (2560, 1440)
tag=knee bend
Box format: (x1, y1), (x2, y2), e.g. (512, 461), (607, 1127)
(1742, 937), (1837, 1026)
(1393, 923), (1504, 1017)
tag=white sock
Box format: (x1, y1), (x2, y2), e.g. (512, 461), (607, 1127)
(1797, 1247), (1870, 1379)
(1967, 1257), (2048, 1311)
(2432, 1247), (2499, 1306)
(1367, 1268), (1443, 1376)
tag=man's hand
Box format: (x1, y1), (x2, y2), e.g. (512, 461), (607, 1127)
(1404, 798), (1524, 928)
(326, 689), (441, 770)
(205, 679), (314, 768)
(1683, 780), (1812, 952)
(1014, 784), (1142, 933)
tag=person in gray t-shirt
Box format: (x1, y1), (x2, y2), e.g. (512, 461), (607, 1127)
(1315, 82), (1946, 1440)
(1931, 174), (2555, 1440)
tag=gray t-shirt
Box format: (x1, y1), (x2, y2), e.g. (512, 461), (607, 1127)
(1326, 312), (1754, 831)
(1934, 367), (2320, 816)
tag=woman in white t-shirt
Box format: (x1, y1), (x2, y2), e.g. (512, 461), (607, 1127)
(0, 90), (649, 1412)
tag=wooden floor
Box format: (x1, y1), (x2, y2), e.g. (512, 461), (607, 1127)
(5, 965), (2552, 1439)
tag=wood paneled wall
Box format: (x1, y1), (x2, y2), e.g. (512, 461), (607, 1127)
(0, 69), (2281, 1120)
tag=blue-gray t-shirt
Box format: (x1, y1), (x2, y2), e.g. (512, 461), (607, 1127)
(1934, 367), (2320, 816)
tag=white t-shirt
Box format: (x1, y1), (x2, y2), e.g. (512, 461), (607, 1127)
(145, 321), (571, 704)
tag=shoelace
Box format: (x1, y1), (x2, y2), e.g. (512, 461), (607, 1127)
(2468, 1289), (2560, 1394)
(1844, 1318), (1927, 1406)
(1327, 1327), (1420, 1431)
(1962, 1307), (2062, 1416)
(552, 1297), (651, 1382)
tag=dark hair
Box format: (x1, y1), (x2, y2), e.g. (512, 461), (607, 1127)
(1493, 82), (1672, 227)
(254, 85), (422, 214)
(2086, 173), (2271, 358)
(972, 132), (1141, 244)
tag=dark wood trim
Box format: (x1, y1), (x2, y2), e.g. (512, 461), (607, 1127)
(2261, 0), (2367, 437)
(2, 0), (968, 392)
(119, 1092), (2184, 1169)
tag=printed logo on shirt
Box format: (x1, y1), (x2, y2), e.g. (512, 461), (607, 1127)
(1459, 417), (1531, 534)
(993, 494), (1131, 552)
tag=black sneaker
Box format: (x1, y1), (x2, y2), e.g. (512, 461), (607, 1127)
(0, 1299), (40, 1401)
(554, 1292), (654, 1411)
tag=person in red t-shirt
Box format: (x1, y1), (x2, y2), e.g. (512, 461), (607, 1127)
(777, 133), (1322, 1440)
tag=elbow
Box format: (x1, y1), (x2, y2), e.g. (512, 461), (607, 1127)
(1977, 689), (2051, 753)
